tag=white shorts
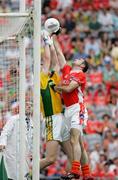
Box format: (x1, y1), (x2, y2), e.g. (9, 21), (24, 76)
(45, 113), (70, 142)
(64, 103), (88, 135)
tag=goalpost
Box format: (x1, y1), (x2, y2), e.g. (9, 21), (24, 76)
(0, 0), (41, 180)
(32, 0), (40, 180)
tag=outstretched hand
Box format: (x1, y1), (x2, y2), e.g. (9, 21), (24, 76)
(41, 29), (53, 46)
(0, 145), (6, 151)
(54, 85), (62, 93)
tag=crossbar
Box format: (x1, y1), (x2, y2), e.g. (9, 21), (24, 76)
(0, 13), (29, 17)
(0, 36), (16, 43)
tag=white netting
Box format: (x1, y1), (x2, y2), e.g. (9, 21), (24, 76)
(0, 15), (28, 42)
(0, 13), (34, 179)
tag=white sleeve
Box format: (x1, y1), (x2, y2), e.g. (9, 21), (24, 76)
(0, 119), (15, 146)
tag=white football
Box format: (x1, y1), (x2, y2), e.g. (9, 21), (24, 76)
(44, 18), (60, 34)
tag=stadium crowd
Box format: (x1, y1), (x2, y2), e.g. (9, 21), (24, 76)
(0, 0), (118, 179)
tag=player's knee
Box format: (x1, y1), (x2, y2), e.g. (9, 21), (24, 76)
(47, 156), (56, 165)
(70, 135), (80, 145)
(70, 129), (81, 144)
(79, 135), (85, 150)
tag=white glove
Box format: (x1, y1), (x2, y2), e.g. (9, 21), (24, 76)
(41, 29), (53, 46)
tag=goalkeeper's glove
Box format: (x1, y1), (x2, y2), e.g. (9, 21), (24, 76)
(41, 29), (53, 46)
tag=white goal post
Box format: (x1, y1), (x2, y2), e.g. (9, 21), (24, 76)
(0, 0), (41, 180)
(32, 0), (41, 180)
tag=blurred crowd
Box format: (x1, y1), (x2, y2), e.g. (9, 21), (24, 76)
(0, 0), (118, 179)
(0, 0), (33, 12)
(41, 0), (118, 178)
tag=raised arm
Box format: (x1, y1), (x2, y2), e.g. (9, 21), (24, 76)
(53, 35), (66, 69)
(42, 44), (51, 73)
(55, 80), (79, 93)
(41, 30), (51, 73)
(49, 43), (60, 72)
(55, 71), (86, 93)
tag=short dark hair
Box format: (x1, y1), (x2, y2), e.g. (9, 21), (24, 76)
(52, 27), (61, 35)
(82, 61), (89, 72)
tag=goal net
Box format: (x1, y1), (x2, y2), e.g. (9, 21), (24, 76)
(0, 11), (34, 180)
(0, 13), (29, 42)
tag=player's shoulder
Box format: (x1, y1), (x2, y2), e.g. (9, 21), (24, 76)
(77, 71), (85, 75)
(50, 70), (61, 84)
(73, 71), (86, 84)
(61, 64), (72, 73)
(40, 70), (48, 77)
(72, 70), (85, 77)
(77, 71), (86, 78)
(50, 70), (59, 78)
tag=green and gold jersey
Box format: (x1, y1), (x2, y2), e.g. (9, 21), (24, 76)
(40, 71), (62, 117)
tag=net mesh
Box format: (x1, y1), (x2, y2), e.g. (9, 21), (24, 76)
(0, 39), (19, 126)
(0, 13), (34, 179)
(0, 16), (28, 42)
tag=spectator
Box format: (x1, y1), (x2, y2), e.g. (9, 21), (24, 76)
(75, 11), (90, 36)
(88, 12), (102, 33)
(110, 0), (118, 9)
(112, 8), (118, 32)
(93, 0), (110, 10)
(84, 88), (93, 107)
(49, 0), (58, 10)
(92, 153), (107, 177)
(0, 102), (33, 180)
(103, 59), (115, 82)
(100, 32), (112, 54)
(88, 66), (103, 86)
(72, 38), (88, 60)
(89, 143), (102, 171)
(58, 0), (72, 9)
(84, 35), (101, 56)
(64, 14), (76, 32)
(102, 161), (115, 178)
(111, 40), (118, 71)
(98, 8), (113, 32)
(93, 86), (106, 106)
(107, 133), (118, 160)
(112, 109), (118, 130)
(0, 103), (20, 180)
(113, 157), (118, 175)
(0, 1), (11, 13)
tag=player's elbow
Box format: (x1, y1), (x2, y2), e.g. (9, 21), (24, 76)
(65, 87), (73, 93)
(47, 156), (56, 165)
